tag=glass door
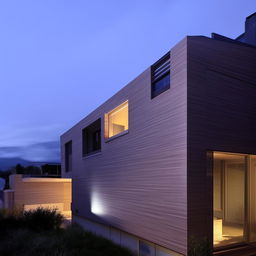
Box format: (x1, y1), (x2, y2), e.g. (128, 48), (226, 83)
(213, 152), (246, 247)
(247, 155), (256, 242)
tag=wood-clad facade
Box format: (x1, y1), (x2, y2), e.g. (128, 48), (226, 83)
(7, 174), (71, 215)
(61, 34), (256, 255)
(61, 37), (187, 255)
(187, 36), (256, 254)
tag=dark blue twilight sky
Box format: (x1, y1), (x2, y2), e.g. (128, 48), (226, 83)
(0, 0), (255, 163)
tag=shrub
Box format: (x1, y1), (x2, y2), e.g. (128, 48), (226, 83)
(0, 225), (133, 256)
(0, 209), (133, 256)
(0, 208), (24, 237)
(0, 207), (24, 219)
(0, 229), (34, 256)
(0, 207), (64, 234)
(61, 225), (133, 256)
(188, 236), (211, 256)
(23, 207), (64, 231)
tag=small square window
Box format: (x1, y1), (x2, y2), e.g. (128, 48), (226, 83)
(65, 141), (72, 172)
(151, 52), (170, 99)
(139, 240), (156, 256)
(82, 118), (101, 156)
(105, 101), (129, 139)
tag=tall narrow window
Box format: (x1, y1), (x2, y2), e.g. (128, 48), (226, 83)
(105, 101), (128, 139)
(65, 141), (72, 172)
(151, 52), (170, 99)
(82, 118), (101, 156)
(213, 152), (246, 247)
(247, 155), (256, 242)
(212, 152), (256, 248)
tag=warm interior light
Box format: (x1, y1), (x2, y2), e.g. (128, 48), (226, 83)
(106, 101), (128, 138)
(213, 151), (246, 246)
(214, 218), (223, 242)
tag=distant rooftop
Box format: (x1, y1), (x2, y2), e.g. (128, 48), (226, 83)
(212, 12), (256, 48)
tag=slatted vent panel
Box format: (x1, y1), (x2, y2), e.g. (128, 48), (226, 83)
(151, 52), (170, 98)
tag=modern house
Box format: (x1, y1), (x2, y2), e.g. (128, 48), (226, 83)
(61, 13), (256, 256)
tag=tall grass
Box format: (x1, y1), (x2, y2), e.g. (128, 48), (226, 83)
(0, 207), (63, 235)
(188, 236), (211, 256)
(0, 225), (133, 256)
(23, 207), (63, 231)
(0, 208), (133, 256)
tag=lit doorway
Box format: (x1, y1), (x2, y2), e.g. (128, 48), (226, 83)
(213, 152), (256, 248)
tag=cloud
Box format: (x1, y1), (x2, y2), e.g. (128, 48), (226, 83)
(0, 124), (63, 147)
(0, 141), (60, 162)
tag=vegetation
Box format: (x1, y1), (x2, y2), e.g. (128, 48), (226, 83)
(0, 169), (14, 189)
(41, 164), (61, 176)
(23, 207), (64, 231)
(188, 236), (211, 256)
(0, 164), (41, 189)
(0, 208), (63, 236)
(15, 164), (42, 175)
(0, 208), (133, 256)
(0, 163), (61, 189)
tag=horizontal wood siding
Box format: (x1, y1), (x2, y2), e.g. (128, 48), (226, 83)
(10, 175), (72, 211)
(187, 36), (256, 249)
(61, 38), (188, 254)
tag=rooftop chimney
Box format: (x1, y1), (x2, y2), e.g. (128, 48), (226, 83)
(237, 12), (256, 46)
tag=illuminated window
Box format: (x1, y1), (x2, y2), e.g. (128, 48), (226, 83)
(151, 52), (170, 99)
(82, 118), (101, 156)
(105, 101), (128, 139)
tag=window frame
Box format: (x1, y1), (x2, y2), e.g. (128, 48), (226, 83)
(151, 52), (171, 99)
(82, 118), (102, 157)
(104, 100), (129, 141)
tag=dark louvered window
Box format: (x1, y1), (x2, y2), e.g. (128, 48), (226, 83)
(82, 118), (101, 156)
(151, 52), (170, 99)
(65, 141), (72, 172)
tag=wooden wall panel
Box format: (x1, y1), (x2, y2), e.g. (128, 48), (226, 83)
(61, 38), (188, 254)
(10, 175), (72, 212)
(187, 36), (256, 250)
